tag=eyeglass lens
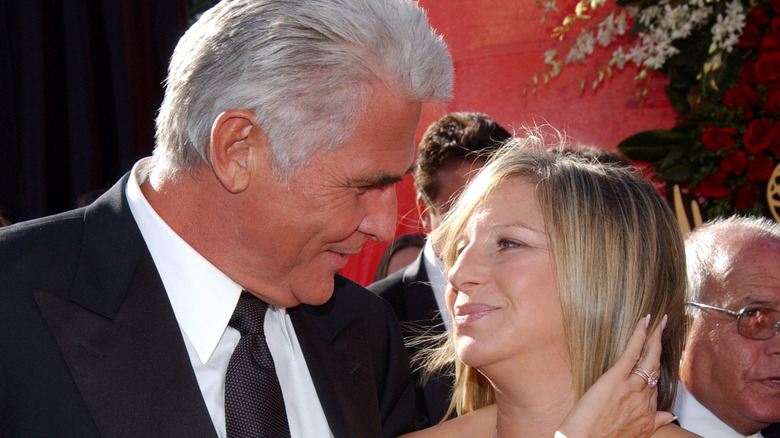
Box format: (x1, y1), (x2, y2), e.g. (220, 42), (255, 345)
(739, 307), (780, 340)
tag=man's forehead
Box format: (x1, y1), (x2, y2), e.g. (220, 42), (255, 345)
(714, 255), (780, 306)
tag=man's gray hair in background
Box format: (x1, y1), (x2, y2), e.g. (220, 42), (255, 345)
(685, 215), (780, 305)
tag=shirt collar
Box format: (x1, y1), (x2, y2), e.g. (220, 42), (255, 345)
(422, 238), (452, 330)
(674, 382), (764, 438)
(125, 159), (244, 364)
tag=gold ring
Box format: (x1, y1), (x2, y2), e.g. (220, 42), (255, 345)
(631, 365), (660, 387)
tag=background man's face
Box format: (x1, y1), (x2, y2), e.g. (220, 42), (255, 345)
(423, 158), (486, 233)
(681, 241), (780, 434)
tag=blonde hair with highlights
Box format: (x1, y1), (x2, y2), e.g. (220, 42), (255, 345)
(426, 129), (686, 417)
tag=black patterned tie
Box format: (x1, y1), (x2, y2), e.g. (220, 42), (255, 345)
(225, 291), (291, 438)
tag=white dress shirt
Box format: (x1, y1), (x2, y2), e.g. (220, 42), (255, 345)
(674, 382), (765, 438)
(126, 158), (333, 438)
(421, 239), (452, 331)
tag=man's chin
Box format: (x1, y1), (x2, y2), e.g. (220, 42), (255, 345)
(291, 278), (336, 307)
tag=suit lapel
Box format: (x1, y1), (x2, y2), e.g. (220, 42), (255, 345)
(401, 255), (453, 424)
(402, 256), (445, 334)
(289, 282), (384, 438)
(34, 177), (217, 438)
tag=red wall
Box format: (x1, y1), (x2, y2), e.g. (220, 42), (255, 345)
(339, 0), (678, 286)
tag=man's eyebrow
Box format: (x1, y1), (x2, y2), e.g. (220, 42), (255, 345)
(357, 165), (414, 187)
(735, 294), (777, 308)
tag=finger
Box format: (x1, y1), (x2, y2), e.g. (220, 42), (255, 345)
(632, 314), (667, 388)
(611, 314), (650, 377)
(637, 314), (667, 369)
(654, 411), (676, 429)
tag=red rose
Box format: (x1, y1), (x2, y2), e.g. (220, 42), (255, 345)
(771, 0), (780, 14)
(723, 83), (759, 118)
(754, 51), (780, 84)
(763, 87), (780, 115)
(773, 16), (780, 36)
(743, 119), (775, 153)
(738, 22), (762, 48)
(721, 151), (748, 175)
(702, 126), (738, 151)
(735, 182), (760, 210)
(761, 33), (780, 50)
(699, 170), (732, 198)
(772, 121), (780, 154)
(747, 154), (776, 180)
(739, 59), (759, 88)
(750, 6), (770, 25)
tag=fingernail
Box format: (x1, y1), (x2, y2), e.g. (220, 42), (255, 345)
(662, 314), (668, 330)
(645, 314), (651, 328)
(664, 416), (677, 426)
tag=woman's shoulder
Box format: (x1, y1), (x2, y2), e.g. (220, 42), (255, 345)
(400, 405), (497, 438)
(651, 423), (702, 437)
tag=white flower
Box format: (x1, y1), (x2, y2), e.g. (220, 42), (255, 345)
(710, 0), (745, 53)
(544, 49), (558, 65)
(543, 0), (558, 13)
(609, 47), (629, 69)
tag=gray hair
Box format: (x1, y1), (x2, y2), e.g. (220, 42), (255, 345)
(685, 216), (780, 304)
(153, 0), (453, 180)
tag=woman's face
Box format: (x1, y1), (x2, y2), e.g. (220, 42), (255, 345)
(446, 178), (568, 371)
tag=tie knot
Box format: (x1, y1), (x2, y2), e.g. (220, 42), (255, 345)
(229, 291), (269, 336)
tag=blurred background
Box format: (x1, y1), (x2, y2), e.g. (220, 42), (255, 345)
(1, 0), (677, 285)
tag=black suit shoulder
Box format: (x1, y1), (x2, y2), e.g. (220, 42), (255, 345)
(0, 208), (86, 295)
(367, 266), (409, 319)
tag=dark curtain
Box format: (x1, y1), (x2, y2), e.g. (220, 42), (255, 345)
(0, 0), (188, 223)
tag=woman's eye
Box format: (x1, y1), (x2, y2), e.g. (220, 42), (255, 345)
(455, 240), (467, 256)
(498, 239), (522, 249)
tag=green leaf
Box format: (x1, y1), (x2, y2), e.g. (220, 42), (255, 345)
(617, 129), (689, 162)
(665, 84), (691, 116)
(654, 148), (693, 183)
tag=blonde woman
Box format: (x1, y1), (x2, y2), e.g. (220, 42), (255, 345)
(404, 132), (699, 438)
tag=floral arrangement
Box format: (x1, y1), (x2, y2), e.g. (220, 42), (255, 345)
(538, 0), (780, 219)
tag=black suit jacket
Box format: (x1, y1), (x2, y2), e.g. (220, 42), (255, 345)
(368, 252), (452, 427)
(0, 175), (416, 438)
(763, 423), (780, 438)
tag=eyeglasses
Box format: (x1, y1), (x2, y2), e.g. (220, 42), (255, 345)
(686, 302), (780, 341)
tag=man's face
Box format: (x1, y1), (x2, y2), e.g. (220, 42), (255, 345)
(240, 84), (421, 308)
(422, 158), (486, 232)
(680, 240), (780, 434)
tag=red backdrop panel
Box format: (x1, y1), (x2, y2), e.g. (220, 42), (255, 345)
(339, 0), (678, 286)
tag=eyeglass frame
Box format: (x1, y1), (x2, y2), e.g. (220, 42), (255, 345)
(686, 301), (780, 341)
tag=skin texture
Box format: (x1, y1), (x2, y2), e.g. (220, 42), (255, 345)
(446, 180), (569, 379)
(401, 178), (691, 438)
(143, 83), (421, 308)
(680, 239), (780, 434)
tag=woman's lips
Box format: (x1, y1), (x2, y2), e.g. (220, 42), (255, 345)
(453, 303), (498, 326)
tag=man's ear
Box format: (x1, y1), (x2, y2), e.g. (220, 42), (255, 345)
(209, 109), (267, 193)
(417, 193), (433, 234)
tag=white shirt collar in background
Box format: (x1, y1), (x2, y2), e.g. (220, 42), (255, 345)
(422, 238), (452, 331)
(674, 382), (764, 438)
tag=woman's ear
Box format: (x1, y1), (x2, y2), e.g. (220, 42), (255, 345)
(209, 109), (267, 193)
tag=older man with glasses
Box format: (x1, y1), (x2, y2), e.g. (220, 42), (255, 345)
(676, 216), (780, 438)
